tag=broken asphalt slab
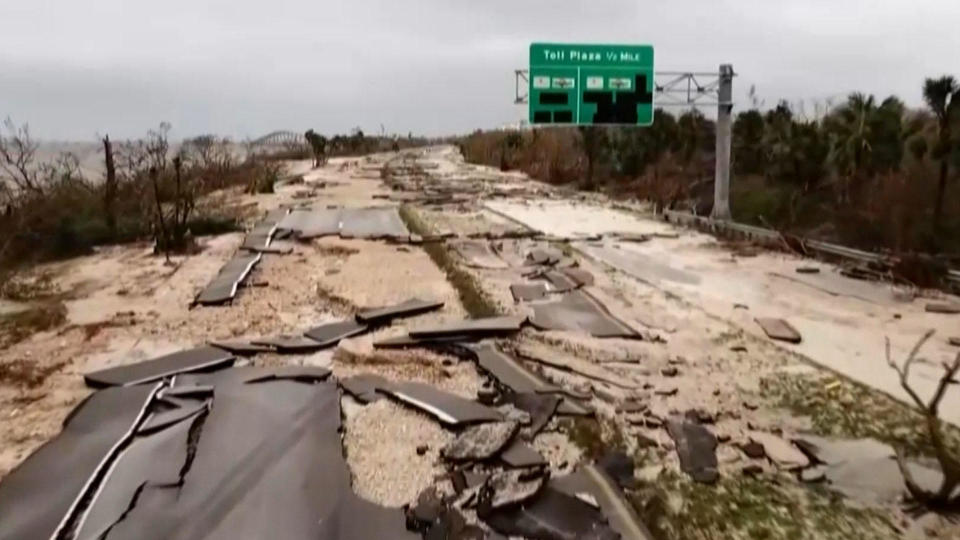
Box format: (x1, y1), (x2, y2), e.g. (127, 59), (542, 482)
(303, 319), (369, 346)
(383, 381), (504, 426)
(754, 317), (803, 344)
(450, 239), (510, 269)
(340, 207), (411, 239)
(84, 346), (236, 388)
(529, 289), (639, 338)
(34, 368), (419, 540)
(666, 418), (719, 484)
(194, 253), (262, 305)
(408, 315), (527, 339)
(356, 298), (444, 325)
(747, 431), (810, 470)
(481, 486), (620, 540)
(0, 384), (159, 540)
(551, 465), (654, 540)
(339, 373), (391, 403)
(510, 282), (548, 302)
(442, 421), (519, 462)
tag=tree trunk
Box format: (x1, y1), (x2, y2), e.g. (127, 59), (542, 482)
(933, 158), (949, 232)
(102, 135), (117, 239)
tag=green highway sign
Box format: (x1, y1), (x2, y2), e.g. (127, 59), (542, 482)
(529, 43), (655, 126)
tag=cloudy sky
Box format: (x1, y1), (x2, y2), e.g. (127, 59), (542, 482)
(2, 0), (958, 140)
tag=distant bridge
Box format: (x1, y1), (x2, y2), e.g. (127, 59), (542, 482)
(251, 130), (307, 148)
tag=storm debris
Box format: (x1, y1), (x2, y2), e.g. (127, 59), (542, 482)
(84, 346), (235, 388)
(529, 290), (639, 338)
(442, 421), (519, 462)
(666, 418), (719, 484)
(754, 317), (803, 343)
(194, 253), (262, 305)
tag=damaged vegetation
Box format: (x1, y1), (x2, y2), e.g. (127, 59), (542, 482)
(634, 471), (898, 540)
(0, 300), (66, 348)
(397, 204), (500, 318)
(763, 372), (960, 459)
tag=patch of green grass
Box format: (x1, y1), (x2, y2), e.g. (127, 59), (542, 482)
(632, 470), (899, 540)
(762, 372), (960, 459)
(398, 205), (500, 318)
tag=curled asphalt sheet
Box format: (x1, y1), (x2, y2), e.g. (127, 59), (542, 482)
(194, 253), (262, 305)
(340, 207), (410, 239)
(450, 239), (509, 269)
(529, 289), (639, 338)
(500, 441), (547, 468)
(277, 208), (341, 239)
(339, 373), (390, 403)
(551, 465), (654, 540)
(472, 344), (591, 417)
(303, 319), (369, 346)
(83, 346), (236, 388)
(4, 367), (419, 540)
(356, 298), (444, 324)
(0, 384), (158, 540)
(510, 282), (548, 302)
(474, 344), (561, 394)
(276, 207), (410, 240)
(384, 381), (503, 426)
(409, 315), (526, 339)
(482, 486), (619, 540)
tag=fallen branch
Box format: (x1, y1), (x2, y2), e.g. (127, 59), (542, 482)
(885, 329), (960, 508)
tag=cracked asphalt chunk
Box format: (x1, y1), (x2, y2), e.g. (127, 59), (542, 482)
(528, 289), (639, 338)
(442, 421), (519, 461)
(384, 381), (503, 426)
(83, 346), (236, 388)
(666, 418), (719, 484)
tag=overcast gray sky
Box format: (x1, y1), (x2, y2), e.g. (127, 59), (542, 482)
(2, 0), (958, 140)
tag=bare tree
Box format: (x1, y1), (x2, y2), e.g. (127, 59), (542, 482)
(885, 329), (960, 508)
(103, 135), (118, 238)
(0, 118), (42, 194)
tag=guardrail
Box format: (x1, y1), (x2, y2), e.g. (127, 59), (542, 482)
(660, 210), (960, 287)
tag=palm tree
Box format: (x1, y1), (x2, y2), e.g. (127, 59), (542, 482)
(922, 76), (960, 231)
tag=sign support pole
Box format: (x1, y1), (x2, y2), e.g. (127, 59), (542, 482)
(712, 64), (734, 220)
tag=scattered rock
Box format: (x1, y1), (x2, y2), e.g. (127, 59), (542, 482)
(740, 441), (765, 459)
(416, 445), (429, 456)
(660, 367), (679, 377)
(654, 387), (678, 397)
(730, 344), (747, 353)
(748, 431), (809, 470)
(482, 469), (545, 510)
(716, 433), (731, 444)
(741, 464), (763, 477)
(477, 386), (499, 405)
(755, 317), (802, 344)
(743, 401), (759, 411)
(733, 303), (749, 310)
(949, 337), (960, 347)
(796, 267), (820, 274)
(668, 356), (687, 365)
(496, 404), (532, 425)
(443, 421), (519, 462)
